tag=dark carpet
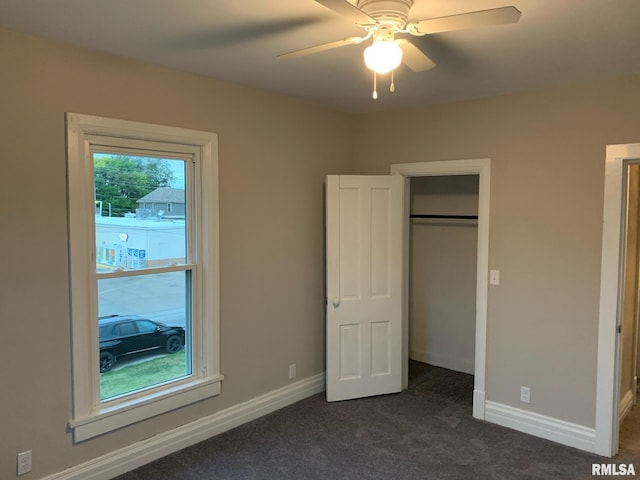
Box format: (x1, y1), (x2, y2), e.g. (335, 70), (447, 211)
(114, 361), (640, 479)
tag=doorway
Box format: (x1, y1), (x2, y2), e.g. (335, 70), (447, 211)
(596, 142), (640, 456)
(391, 159), (491, 420)
(619, 164), (640, 422)
(408, 175), (479, 376)
(618, 163), (640, 455)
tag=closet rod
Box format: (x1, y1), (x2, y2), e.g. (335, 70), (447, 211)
(410, 214), (478, 220)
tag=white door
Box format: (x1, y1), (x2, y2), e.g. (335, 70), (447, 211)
(326, 175), (405, 402)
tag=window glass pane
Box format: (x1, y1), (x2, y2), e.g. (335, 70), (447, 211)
(97, 270), (192, 400)
(93, 154), (187, 272)
(136, 319), (159, 334)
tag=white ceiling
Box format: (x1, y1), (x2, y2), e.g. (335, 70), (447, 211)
(1, 0), (639, 112)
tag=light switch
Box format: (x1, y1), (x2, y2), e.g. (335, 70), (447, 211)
(490, 270), (500, 285)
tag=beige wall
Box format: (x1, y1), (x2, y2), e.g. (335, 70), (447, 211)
(353, 74), (640, 427)
(3, 22), (640, 478)
(0, 28), (354, 478)
(409, 176), (478, 374)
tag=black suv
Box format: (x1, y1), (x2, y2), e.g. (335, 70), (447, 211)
(99, 315), (186, 373)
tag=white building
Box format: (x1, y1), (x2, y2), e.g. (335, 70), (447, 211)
(95, 216), (186, 269)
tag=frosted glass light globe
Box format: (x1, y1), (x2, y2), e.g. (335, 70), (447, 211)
(364, 40), (402, 74)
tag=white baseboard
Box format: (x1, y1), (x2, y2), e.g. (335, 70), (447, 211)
(410, 348), (474, 375)
(40, 375), (602, 479)
(44, 373), (325, 480)
(485, 400), (596, 453)
(619, 389), (634, 422)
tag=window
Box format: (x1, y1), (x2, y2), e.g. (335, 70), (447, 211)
(66, 113), (221, 442)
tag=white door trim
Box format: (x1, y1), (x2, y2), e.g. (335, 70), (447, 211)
(596, 143), (640, 457)
(390, 158), (490, 420)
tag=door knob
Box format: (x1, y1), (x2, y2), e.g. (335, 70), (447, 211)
(332, 297), (341, 308)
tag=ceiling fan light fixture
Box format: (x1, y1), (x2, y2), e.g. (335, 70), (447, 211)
(364, 39), (402, 74)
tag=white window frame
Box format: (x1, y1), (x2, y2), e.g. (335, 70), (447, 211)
(66, 113), (222, 442)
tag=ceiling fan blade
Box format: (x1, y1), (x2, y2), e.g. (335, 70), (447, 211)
(411, 6), (521, 35)
(397, 39), (436, 72)
(278, 36), (365, 59)
(315, 0), (377, 25)
(172, 18), (325, 49)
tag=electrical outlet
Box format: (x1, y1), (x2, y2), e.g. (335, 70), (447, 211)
(289, 363), (296, 380)
(17, 450), (32, 476)
(520, 386), (531, 404)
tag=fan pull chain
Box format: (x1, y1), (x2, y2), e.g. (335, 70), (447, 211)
(372, 71), (378, 100)
(390, 70), (395, 93)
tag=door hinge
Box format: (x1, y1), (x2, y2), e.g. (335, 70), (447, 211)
(618, 324), (622, 334)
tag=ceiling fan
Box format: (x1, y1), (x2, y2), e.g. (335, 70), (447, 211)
(279, 0), (521, 99)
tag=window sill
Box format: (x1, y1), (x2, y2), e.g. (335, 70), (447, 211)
(69, 375), (224, 442)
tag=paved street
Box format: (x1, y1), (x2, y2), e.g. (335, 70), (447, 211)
(98, 271), (187, 327)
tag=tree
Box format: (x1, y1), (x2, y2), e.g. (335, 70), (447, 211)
(94, 155), (174, 217)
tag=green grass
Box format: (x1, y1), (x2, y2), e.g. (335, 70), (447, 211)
(100, 350), (189, 400)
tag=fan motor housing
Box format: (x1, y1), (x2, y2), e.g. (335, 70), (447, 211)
(357, 0), (413, 27)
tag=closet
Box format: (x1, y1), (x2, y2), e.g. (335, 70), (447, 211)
(409, 175), (479, 375)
